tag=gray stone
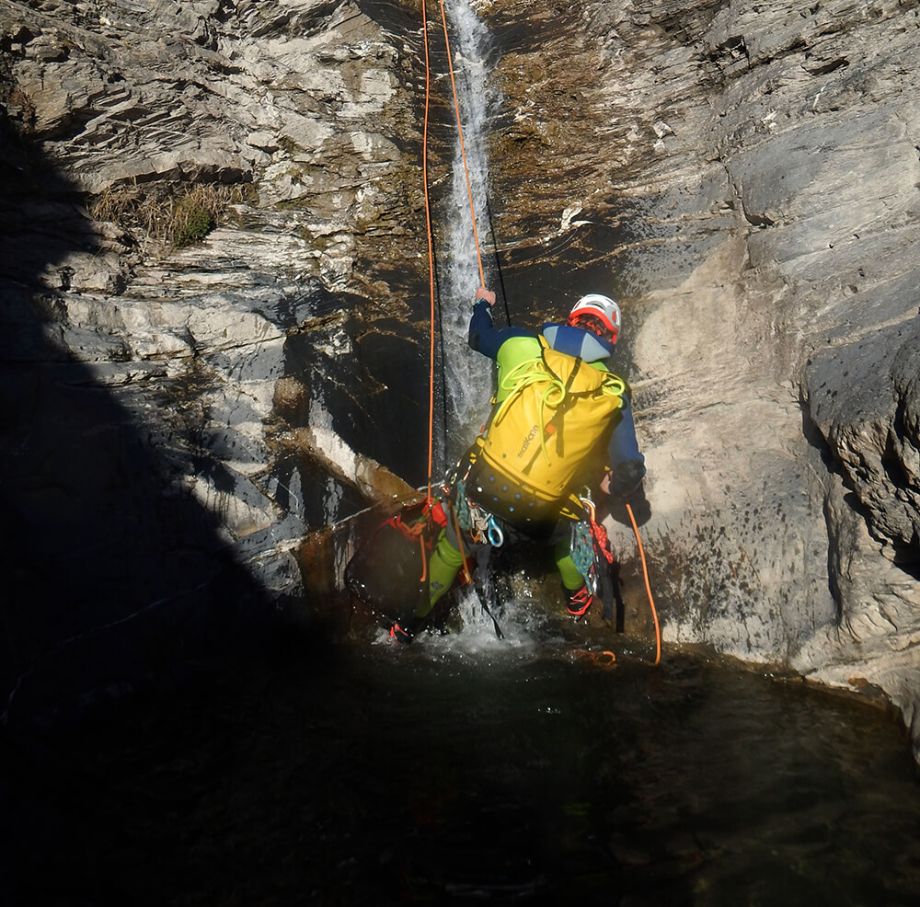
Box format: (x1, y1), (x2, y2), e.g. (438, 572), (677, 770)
(805, 317), (920, 561)
(489, 0), (920, 754)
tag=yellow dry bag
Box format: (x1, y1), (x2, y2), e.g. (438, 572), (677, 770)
(477, 336), (625, 501)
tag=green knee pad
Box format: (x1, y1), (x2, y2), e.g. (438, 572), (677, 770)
(417, 530), (464, 617)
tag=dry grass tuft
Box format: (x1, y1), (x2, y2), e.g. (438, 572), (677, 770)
(90, 182), (248, 248)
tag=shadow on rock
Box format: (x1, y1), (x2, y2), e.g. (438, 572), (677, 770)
(0, 111), (289, 734)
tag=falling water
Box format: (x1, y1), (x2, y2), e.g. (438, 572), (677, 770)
(431, 0), (516, 642)
(440, 0), (499, 460)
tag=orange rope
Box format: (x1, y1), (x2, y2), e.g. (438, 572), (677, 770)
(448, 501), (473, 584)
(421, 0), (437, 502)
(437, 0), (486, 287)
(418, 533), (429, 583)
(386, 509), (432, 583)
(574, 649), (618, 670)
(626, 502), (661, 666)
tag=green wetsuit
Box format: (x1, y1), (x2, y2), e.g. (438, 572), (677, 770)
(420, 332), (618, 618)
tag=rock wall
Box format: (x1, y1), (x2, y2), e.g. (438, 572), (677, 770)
(1, 0), (918, 756)
(0, 0), (426, 722)
(486, 0), (920, 754)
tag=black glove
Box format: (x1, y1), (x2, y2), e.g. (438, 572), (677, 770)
(609, 460), (646, 499)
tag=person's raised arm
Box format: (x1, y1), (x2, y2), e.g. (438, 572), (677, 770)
(468, 286), (524, 360)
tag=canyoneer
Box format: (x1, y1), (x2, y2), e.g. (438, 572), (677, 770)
(389, 287), (646, 642)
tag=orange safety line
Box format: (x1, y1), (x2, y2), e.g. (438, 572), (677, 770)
(418, 532), (429, 584)
(626, 502), (661, 666)
(437, 0), (486, 287)
(421, 0), (437, 502)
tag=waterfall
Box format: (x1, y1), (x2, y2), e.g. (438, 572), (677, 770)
(439, 0), (499, 463)
(427, 1), (528, 644)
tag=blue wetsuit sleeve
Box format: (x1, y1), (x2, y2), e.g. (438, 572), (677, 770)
(468, 298), (530, 360)
(607, 395), (644, 471)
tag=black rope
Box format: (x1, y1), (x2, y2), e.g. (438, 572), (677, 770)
(485, 195), (512, 327)
(474, 545), (504, 639)
(432, 227), (449, 471)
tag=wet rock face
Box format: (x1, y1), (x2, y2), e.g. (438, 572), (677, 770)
(484, 0), (920, 751)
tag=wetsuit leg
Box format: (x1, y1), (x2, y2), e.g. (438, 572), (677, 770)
(417, 529), (464, 618)
(553, 534), (584, 591)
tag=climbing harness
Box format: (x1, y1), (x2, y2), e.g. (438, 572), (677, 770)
(452, 477), (504, 548)
(451, 476), (475, 532)
(570, 519), (600, 595)
(566, 491), (616, 620)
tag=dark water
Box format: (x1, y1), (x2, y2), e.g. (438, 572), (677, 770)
(5, 634), (919, 906)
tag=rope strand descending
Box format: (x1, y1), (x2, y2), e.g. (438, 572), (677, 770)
(421, 0), (437, 502)
(626, 502), (661, 666)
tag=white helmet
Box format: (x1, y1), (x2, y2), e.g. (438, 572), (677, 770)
(567, 294), (621, 343)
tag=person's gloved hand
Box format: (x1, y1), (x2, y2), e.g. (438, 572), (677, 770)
(475, 286), (496, 306)
(607, 461), (646, 499)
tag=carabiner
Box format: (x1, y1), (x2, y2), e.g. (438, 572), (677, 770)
(578, 488), (596, 523)
(486, 516), (504, 548)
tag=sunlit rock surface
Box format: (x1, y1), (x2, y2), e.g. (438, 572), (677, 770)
(1, 0), (918, 755)
(486, 0), (920, 755)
